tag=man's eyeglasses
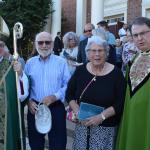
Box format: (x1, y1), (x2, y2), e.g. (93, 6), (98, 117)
(37, 41), (52, 45)
(132, 30), (150, 39)
(84, 29), (92, 33)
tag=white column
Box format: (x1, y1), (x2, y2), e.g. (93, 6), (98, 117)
(51, 0), (61, 39)
(44, 14), (51, 33)
(91, 0), (104, 27)
(76, 0), (87, 36)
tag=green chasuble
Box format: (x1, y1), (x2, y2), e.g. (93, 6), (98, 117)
(0, 58), (23, 150)
(116, 51), (150, 150)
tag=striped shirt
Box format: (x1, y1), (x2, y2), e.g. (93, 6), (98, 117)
(24, 54), (70, 103)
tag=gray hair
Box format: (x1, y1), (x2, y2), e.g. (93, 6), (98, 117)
(35, 31), (53, 50)
(92, 28), (107, 40)
(85, 36), (109, 58)
(63, 32), (79, 48)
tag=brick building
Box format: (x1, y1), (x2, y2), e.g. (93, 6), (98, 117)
(60, 0), (150, 37)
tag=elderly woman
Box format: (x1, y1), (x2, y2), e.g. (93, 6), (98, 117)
(92, 28), (116, 65)
(66, 36), (126, 150)
(60, 31), (80, 75)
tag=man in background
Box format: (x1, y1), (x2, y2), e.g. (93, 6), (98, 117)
(77, 23), (95, 63)
(118, 23), (128, 41)
(97, 20), (116, 46)
(53, 32), (63, 55)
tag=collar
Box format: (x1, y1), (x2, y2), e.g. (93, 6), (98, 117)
(0, 56), (3, 63)
(38, 54), (52, 61)
(140, 50), (150, 56)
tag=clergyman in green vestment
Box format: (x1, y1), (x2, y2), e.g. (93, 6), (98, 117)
(116, 17), (150, 150)
(0, 40), (29, 150)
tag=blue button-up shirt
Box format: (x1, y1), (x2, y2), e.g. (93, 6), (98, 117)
(24, 54), (70, 103)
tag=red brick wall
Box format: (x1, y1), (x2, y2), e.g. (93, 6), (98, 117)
(62, 0), (143, 35)
(62, 0), (76, 35)
(127, 0), (142, 24)
(62, 0), (92, 35)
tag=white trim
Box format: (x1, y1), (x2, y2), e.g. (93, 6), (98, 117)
(76, 0), (87, 36)
(142, 1), (150, 17)
(51, 0), (62, 39)
(91, 0), (104, 27)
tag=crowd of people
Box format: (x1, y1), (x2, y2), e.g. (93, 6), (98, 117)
(0, 16), (150, 150)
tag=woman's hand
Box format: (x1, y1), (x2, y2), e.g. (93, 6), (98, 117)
(81, 114), (104, 127)
(81, 106), (116, 127)
(69, 100), (79, 115)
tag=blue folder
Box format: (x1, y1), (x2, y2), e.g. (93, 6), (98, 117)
(78, 102), (104, 120)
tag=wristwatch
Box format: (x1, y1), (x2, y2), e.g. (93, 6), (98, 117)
(101, 113), (106, 121)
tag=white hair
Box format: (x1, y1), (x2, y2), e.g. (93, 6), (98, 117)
(85, 36), (109, 58)
(35, 31), (53, 50)
(63, 31), (79, 49)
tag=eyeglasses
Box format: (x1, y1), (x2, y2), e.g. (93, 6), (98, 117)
(89, 49), (105, 53)
(37, 41), (52, 45)
(84, 29), (92, 33)
(132, 30), (150, 39)
(68, 38), (74, 41)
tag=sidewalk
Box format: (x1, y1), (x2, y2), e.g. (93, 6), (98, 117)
(66, 120), (75, 150)
(24, 106), (75, 150)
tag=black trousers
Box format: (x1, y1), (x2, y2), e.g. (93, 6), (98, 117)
(27, 101), (67, 150)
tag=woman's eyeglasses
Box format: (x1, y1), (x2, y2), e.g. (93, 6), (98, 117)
(37, 41), (52, 45)
(68, 38), (74, 41)
(89, 49), (105, 53)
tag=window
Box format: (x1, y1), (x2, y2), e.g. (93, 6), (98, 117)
(146, 8), (150, 18)
(105, 14), (124, 24)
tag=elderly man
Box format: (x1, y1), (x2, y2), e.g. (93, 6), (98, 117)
(25, 31), (70, 150)
(77, 23), (95, 63)
(116, 17), (150, 150)
(0, 40), (28, 101)
(0, 40), (28, 149)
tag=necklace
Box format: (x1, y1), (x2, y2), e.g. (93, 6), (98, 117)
(89, 62), (106, 77)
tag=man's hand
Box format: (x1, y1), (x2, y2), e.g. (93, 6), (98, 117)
(13, 61), (22, 76)
(28, 100), (38, 115)
(42, 95), (57, 106)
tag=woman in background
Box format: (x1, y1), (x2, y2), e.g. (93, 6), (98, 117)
(60, 32), (80, 75)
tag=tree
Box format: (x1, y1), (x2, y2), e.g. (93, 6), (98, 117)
(0, 0), (54, 59)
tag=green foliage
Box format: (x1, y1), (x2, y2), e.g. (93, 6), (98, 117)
(0, 0), (54, 59)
